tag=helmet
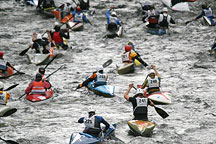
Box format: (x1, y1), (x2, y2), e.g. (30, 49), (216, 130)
(39, 67), (45, 75)
(88, 106), (96, 113)
(66, 0), (71, 4)
(202, 4), (207, 9)
(36, 33), (42, 40)
(35, 73), (42, 81)
(0, 82), (4, 90)
(125, 45), (132, 52)
(54, 22), (60, 27)
(0, 51), (3, 59)
(111, 11), (117, 17)
(97, 66), (104, 73)
(162, 7), (168, 12)
(135, 88), (144, 96)
(76, 6), (82, 12)
(149, 69), (155, 78)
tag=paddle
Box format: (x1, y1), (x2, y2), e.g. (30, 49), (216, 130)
(44, 54), (59, 69)
(7, 62), (25, 75)
(19, 46), (31, 56)
(132, 86), (169, 119)
(0, 137), (19, 144)
(185, 20), (194, 25)
(3, 84), (19, 91)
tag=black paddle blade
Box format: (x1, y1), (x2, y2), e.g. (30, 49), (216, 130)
(4, 84), (19, 91)
(154, 106), (169, 119)
(1, 108), (17, 117)
(102, 59), (113, 68)
(44, 54), (59, 69)
(19, 47), (30, 56)
(185, 20), (192, 25)
(0, 137), (19, 144)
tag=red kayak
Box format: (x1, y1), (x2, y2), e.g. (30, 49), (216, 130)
(25, 89), (54, 104)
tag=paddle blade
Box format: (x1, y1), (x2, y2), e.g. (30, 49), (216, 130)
(19, 47), (30, 56)
(185, 20), (192, 25)
(154, 106), (169, 119)
(0, 137), (19, 144)
(44, 54), (59, 69)
(4, 84), (19, 91)
(102, 59), (112, 68)
(1, 108), (17, 117)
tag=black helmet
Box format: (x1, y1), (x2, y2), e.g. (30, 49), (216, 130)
(54, 25), (60, 32)
(202, 4), (207, 9)
(39, 67), (45, 75)
(35, 73), (42, 81)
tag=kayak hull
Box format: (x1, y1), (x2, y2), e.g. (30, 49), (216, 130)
(146, 91), (172, 104)
(86, 81), (115, 97)
(161, 0), (190, 11)
(145, 27), (167, 36)
(0, 65), (22, 79)
(68, 22), (84, 31)
(128, 120), (155, 136)
(117, 63), (135, 75)
(26, 53), (50, 65)
(0, 105), (17, 117)
(25, 89), (54, 104)
(69, 124), (116, 144)
(106, 26), (123, 38)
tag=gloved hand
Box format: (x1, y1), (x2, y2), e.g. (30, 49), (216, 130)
(76, 84), (82, 89)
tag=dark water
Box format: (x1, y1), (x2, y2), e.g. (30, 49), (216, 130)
(0, 0), (216, 143)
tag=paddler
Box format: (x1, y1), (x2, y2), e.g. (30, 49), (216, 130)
(30, 32), (52, 54)
(71, 6), (89, 23)
(25, 73), (51, 95)
(0, 51), (17, 76)
(0, 82), (11, 105)
(158, 7), (175, 28)
(47, 22), (70, 50)
(124, 83), (155, 121)
(37, 0), (56, 9)
(76, 66), (108, 89)
(122, 44), (148, 67)
(59, 1), (74, 19)
(106, 6), (121, 32)
(38, 67), (52, 86)
(78, 0), (90, 11)
(77, 106), (110, 137)
(193, 4), (215, 26)
(141, 65), (161, 95)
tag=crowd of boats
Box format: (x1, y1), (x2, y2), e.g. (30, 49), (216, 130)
(1, 0), (216, 143)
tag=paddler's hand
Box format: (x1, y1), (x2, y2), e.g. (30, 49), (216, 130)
(110, 6), (115, 10)
(128, 83), (133, 89)
(151, 65), (156, 70)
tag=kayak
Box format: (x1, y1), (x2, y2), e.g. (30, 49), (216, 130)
(37, 7), (56, 18)
(128, 120), (156, 136)
(0, 65), (22, 79)
(26, 53), (50, 65)
(161, 0), (190, 11)
(69, 124), (116, 144)
(25, 0), (38, 6)
(67, 22), (84, 31)
(0, 105), (17, 117)
(145, 27), (167, 36)
(86, 81), (115, 97)
(25, 88), (54, 104)
(117, 63), (135, 75)
(145, 91), (172, 104)
(106, 26), (123, 38)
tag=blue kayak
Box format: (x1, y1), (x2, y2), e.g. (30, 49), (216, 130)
(86, 81), (115, 97)
(146, 27), (167, 36)
(69, 124), (116, 144)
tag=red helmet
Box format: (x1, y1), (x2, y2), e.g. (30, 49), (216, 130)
(76, 6), (82, 12)
(125, 45), (132, 52)
(0, 51), (3, 59)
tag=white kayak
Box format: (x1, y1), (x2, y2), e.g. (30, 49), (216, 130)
(67, 22), (84, 31)
(26, 53), (50, 65)
(0, 105), (17, 117)
(161, 0), (190, 11)
(145, 91), (172, 104)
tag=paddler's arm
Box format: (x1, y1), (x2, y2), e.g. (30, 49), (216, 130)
(25, 82), (33, 95)
(149, 99), (155, 107)
(60, 28), (70, 39)
(141, 79), (148, 89)
(46, 30), (52, 43)
(152, 65), (160, 77)
(78, 117), (85, 123)
(98, 116), (110, 133)
(130, 52), (148, 67)
(124, 83), (133, 101)
(77, 73), (97, 89)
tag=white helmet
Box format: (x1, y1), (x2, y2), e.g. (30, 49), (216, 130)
(36, 33), (42, 40)
(0, 82), (4, 90)
(111, 11), (117, 17)
(54, 22), (60, 27)
(149, 69), (155, 74)
(97, 66), (104, 72)
(88, 106), (96, 113)
(135, 88), (144, 96)
(162, 7), (168, 12)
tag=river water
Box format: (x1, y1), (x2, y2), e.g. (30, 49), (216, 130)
(0, 0), (216, 144)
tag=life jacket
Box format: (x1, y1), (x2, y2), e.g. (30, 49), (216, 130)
(84, 115), (100, 129)
(31, 81), (46, 95)
(122, 52), (133, 63)
(52, 32), (63, 44)
(74, 13), (83, 22)
(159, 14), (168, 27)
(95, 73), (107, 85)
(0, 91), (10, 105)
(147, 76), (160, 93)
(133, 97), (148, 116)
(0, 59), (7, 71)
(148, 16), (158, 24)
(204, 8), (213, 18)
(110, 16), (117, 24)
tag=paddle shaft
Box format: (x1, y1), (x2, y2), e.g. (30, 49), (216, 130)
(3, 84), (19, 91)
(44, 54), (59, 69)
(46, 65), (64, 79)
